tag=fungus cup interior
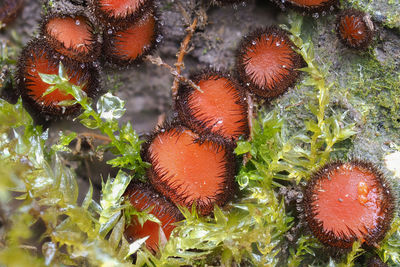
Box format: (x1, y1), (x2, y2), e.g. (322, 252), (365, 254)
(108, 11), (156, 62)
(98, 0), (145, 19)
(310, 163), (391, 245)
(147, 127), (234, 215)
(46, 16), (94, 56)
(181, 74), (248, 140)
(243, 36), (293, 90)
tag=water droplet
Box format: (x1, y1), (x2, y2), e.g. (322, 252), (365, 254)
(75, 19), (80, 25)
(156, 35), (163, 43)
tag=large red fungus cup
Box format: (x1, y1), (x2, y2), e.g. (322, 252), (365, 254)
(303, 160), (395, 249)
(142, 124), (237, 216)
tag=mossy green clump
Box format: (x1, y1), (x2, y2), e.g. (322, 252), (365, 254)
(340, 57), (400, 136)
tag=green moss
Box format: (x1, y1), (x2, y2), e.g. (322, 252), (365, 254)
(339, 56), (400, 138)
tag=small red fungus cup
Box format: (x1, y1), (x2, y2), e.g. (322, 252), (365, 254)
(236, 26), (305, 99)
(91, 0), (154, 26)
(124, 182), (183, 253)
(176, 69), (249, 144)
(336, 9), (374, 50)
(41, 13), (101, 62)
(102, 9), (160, 66)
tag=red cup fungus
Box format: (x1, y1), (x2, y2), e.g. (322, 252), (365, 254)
(336, 9), (374, 50)
(142, 124), (236, 216)
(102, 9), (159, 66)
(17, 39), (100, 120)
(303, 160), (395, 249)
(176, 69), (249, 144)
(41, 13), (101, 62)
(236, 26), (305, 99)
(124, 182), (183, 252)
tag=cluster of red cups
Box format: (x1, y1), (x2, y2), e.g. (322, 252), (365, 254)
(121, 0), (389, 255)
(16, 0), (160, 122)
(11, 0), (394, 257)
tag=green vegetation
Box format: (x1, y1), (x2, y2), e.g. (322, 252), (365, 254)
(340, 57), (400, 134)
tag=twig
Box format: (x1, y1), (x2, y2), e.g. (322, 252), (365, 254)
(246, 91), (254, 139)
(243, 92), (254, 165)
(79, 132), (112, 143)
(156, 113), (166, 129)
(171, 17), (198, 98)
(145, 55), (202, 93)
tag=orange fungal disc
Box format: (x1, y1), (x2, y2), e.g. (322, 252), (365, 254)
(42, 14), (100, 62)
(336, 9), (374, 49)
(236, 26), (305, 99)
(143, 125), (237, 216)
(124, 183), (183, 252)
(17, 39), (100, 121)
(176, 70), (249, 143)
(92, 0), (153, 26)
(102, 9), (159, 66)
(303, 160), (395, 249)
(274, 0), (338, 13)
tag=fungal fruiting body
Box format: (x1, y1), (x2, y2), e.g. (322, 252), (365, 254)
(303, 160), (395, 248)
(336, 9), (374, 49)
(0, 0), (24, 26)
(17, 40), (99, 120)
(102, 9), (158, 66)
(236, 26), (305, 99)
(124, 182), (183, 252)
(92, 0), (153, 26)
(42, 14), (100, 62)
(176, 70), (249, 143)
(276, 0), (338, 13)
(143, 125), (236, 215)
